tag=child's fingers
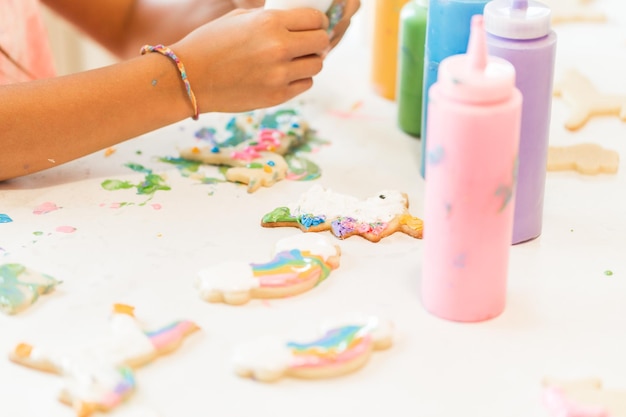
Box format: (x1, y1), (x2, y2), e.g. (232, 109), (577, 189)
(280, 8), (329, 32)
(288, 30), (331, 58)
(288, 54), (324, 81)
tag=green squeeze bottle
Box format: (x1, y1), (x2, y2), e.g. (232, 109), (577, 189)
(396, 0), (428, 137)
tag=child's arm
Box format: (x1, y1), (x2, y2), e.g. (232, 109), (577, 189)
(0, 8), (329, 181)
(41, 0), (266, 58)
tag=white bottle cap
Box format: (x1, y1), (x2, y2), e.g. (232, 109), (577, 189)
(484, 0), (552, 40)
(438, 15), (516, 104)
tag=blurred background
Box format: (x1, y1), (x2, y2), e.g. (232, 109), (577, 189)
(41, 6), (118, 75)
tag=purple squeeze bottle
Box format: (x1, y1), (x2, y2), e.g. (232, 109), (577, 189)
(484, 0), (557, 244)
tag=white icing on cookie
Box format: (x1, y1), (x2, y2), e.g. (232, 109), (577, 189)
(61, 364), (130, 403)
(196, 261), (260, 295)
(287, 185), (409, 223)
(232, 335), (293, 377)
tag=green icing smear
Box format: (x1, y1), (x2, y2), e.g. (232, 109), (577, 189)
(0, 263), (60, 315)
(285, 155), (321, 181)
(262, 207), (297, 224)
(158, 156), (225, 187)
(101, 163), (171, 205)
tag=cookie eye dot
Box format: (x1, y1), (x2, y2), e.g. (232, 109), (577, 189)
(379, 194), (386, 200)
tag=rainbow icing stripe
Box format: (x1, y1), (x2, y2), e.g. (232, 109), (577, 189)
(251, 249), (333, 288)
(145, 320), (199, 352)
(98, 367), (136, 409)
(287, 325), (372, 368)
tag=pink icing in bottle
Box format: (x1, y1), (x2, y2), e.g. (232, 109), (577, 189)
(421, 15), (522, 322)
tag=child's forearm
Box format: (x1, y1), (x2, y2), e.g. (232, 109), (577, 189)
(0, 53), (191, 181)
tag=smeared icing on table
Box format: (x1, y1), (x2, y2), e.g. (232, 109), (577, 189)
(196, 234), (341, 305)
(0, 263), (60, 315)
(232, 315), (393, 382)
(9, 304), (199, 416)
(261, 184), (424, 242)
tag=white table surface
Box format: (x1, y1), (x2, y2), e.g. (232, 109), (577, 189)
(1, 1), (626, 416)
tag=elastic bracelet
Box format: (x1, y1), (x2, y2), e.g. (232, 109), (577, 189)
(140, 44), (199, 120)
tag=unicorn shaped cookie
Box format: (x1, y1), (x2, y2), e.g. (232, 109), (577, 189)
(232, 315), (393, 382)
(0, 263), (60, 315)
(554, 69), (626, 130)
(8, 304), (199, 417)
(196, 234), (341, 305)
(543, 377), (626, 417)
(261, 184), (424, 242)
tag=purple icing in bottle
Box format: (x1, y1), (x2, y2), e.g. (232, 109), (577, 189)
(485, 0), (557, 244)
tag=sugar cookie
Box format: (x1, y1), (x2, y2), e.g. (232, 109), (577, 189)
(232, 315), (393, 382)
(196, 234), (341, 305)
(554, 69), (626, 130)
(179, 108), (316, 193)
(542, 377), (626, 417)
(9, 304), (199, 417)
(261, 184), (424, 242)
(548, 143), (619, 175)
(0, 263), (60, 315)
(542, 0), (606, 24)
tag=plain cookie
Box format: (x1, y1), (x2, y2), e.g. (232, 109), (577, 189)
(547, 143), (619, 174)
(542, 0), (606, 24)
(554, 69), (626, 130)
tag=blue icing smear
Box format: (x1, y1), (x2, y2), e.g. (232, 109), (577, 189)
(0, 214), (13, 224)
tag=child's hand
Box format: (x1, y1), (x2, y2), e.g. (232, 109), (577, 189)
(172, 8), (330, 113)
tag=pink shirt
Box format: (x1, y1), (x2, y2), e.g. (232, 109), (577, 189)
(0, 0), (56, 84)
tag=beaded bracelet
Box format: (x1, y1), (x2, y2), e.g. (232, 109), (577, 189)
(140, 44), (199, 120)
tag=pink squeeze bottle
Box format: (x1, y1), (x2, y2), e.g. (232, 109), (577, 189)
(421, 15), (522, 323)
(484, 0), (557, 244)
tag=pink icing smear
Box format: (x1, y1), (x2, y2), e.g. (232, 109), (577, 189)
(55, 226), (77, 233)
(33, 202), (60, 215)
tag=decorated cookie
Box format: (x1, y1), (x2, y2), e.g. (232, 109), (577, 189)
(0, 263), (60, 315)
(543, 377), (626, 417)
(542, 0), (606, 24)
(261, 184), (424, 242)
(548, 143), (619, 175)
(232, 315), (393, 382)
(196, 234), (341, 305)
(180, 108), (319, 193)
(554, 69), (626, 131)
(9, 304), (199, 417)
